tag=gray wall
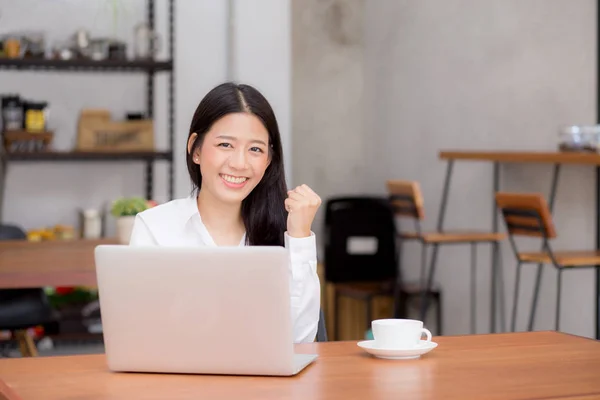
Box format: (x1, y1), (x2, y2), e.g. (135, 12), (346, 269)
(366, 0), (597, 337)
(294, 0), (597, 337)
(292, 0), (367, 256)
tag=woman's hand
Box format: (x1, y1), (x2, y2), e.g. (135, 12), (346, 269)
(285, 184), (322, 238)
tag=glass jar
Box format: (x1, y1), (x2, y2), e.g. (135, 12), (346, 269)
(558, 125), (597, 152)
(1, 95), (24, 131)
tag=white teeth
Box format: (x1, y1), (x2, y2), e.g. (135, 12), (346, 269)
(222, 174), (248, 184)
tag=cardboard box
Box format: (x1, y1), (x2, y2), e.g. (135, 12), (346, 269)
(76, 109), (154, 152)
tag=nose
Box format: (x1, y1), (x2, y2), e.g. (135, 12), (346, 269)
(228, 147), (248, 170)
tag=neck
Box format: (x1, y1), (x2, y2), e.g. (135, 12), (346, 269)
(196, 188), (244, 236)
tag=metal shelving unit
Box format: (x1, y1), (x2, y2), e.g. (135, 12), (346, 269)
(0, 58), (173, 72)
(0, 0), (175, 222)
(5, 151), (173, 162)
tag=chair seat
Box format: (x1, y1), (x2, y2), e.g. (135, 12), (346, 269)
(400, 230), (505, 244)
(518, 250), (600, 267)
(0, 289), (55, 331)
(334, 282), (394, 299)
(334, 281), (440, 299)
(401, 281), (441, 294)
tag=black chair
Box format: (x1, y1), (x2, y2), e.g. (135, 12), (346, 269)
(0, 224), (55, 356)
(324, 197), (441, 340)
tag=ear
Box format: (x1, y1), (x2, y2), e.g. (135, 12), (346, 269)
(187, 133), (199, 163)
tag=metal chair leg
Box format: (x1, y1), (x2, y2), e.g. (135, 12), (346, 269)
(556, 268), (563, 332)
(334, 287), (340, 341)
(495, 243), (507, 333)
(420, 244), (440, 322)
(420, 243), (428, 288)
(471, 243), (477, 334)
(436, 292), (443, 336)
(527, 263), (545, 331)
(511, 261), (523, 332)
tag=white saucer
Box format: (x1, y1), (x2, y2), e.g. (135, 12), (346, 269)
(357, 340), (438, 360)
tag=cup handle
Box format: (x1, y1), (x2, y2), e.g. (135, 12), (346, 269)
(421, 328), (432, 342)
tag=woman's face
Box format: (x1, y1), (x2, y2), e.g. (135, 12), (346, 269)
(188, 112), (271, 205)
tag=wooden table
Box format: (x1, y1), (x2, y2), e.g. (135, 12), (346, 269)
(0, 238), (117, 288)
(1, 331), (599, 400)
(439, 150), (600, 339)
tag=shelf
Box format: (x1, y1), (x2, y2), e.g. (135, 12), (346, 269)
(3, 151), (172, 162)
(0, 58), (173, 72)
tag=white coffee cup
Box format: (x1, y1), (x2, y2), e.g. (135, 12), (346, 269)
(372, 319), (432, 349)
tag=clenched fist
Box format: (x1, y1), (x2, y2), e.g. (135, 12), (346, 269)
(285, 184), (322, 238)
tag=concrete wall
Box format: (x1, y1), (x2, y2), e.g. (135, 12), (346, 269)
(292, 0), (367, 255)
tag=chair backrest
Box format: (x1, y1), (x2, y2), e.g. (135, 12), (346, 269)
(386, 180), (425, 220)
(0, 224), (50, 315)
(0, 224), (27, 240)
(495, 192), (556, 239)
(324, 197), (398, 283)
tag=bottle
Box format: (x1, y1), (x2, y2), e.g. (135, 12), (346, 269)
(82, 209), (102, 239)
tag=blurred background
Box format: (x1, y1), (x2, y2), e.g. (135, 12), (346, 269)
(0, 0), (598, 357)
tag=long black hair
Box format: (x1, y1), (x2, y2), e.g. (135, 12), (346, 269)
(186, 82), (288, 247)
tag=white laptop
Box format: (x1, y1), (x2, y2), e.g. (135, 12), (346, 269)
(94, 245), (318, 376)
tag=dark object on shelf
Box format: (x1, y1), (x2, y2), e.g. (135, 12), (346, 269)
(22, 32), (46, 59)
(3, 130), (53, 152)
(1, 94), (23, 131)
(108, 41), (127, 60)
(126, 112), (145, 120)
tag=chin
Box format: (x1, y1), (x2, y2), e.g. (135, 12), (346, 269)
(218, 192), (249, 204)
(215, 185), (255, 204)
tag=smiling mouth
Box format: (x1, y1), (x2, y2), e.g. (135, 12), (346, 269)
(220, 174), (249, 184)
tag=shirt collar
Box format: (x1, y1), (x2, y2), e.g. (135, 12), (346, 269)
(182, 194), (200, 223)
(181, 194), (247, 246)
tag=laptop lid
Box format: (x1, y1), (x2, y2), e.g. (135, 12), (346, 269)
(94, 245), (296, 376)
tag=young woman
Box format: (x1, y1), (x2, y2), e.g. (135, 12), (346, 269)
(128, 82), (322, 343)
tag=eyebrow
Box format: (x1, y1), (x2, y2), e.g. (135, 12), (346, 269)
(216, 135), (267, 146)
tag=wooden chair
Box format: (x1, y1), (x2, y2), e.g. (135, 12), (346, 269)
(387, 180), (505, 334)
(496, 192), (599, 332)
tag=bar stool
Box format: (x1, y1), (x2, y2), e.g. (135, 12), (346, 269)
(386, 180), (505, 334)
(496, 192), (599, 332)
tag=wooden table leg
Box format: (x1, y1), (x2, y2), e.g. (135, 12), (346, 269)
(14, 330), (38, 357)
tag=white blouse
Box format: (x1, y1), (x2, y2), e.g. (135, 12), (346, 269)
(128, 196), (321, 343)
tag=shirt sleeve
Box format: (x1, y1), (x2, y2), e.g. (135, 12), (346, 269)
(284, 231), (321, 343)
(128, 214), (158, 246)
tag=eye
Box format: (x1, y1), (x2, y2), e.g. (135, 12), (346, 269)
(218, 143), (232, 148)
(250, 147), (264, 153)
